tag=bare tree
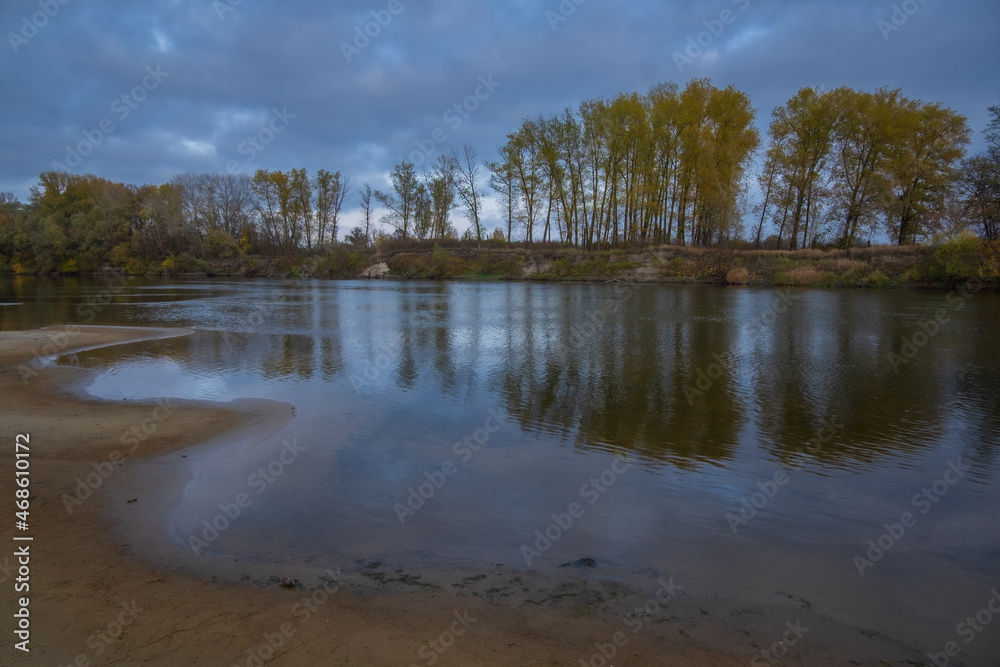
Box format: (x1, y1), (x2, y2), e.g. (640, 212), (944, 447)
(315, 170), (351, 245)
(359, 184), (375, 246)
(450, 144), (486, 243)
(375, 161), (420, 238)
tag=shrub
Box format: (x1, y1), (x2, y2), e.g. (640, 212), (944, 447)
(664, 257), (696, 277)
(490, 228), (506, 246)
(205, 228), (240, 258)
(866, 271), (890, 288)
(162, 253), (211, 274)
(775, 256), (797, 271)
(318, 248), (365, 277)
(429, 245), (465, 277)
(125, 257), (148, 275)
(786, 267), (824, 286)
(475, 253), (522, 278)
(726, 267), (749, 285)
(932, 235), (988, 283)
(109, 243), (132, 267)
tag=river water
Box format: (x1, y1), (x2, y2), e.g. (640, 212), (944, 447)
(2, 276), (998, 657)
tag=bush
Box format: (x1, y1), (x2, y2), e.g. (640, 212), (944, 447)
(474, 253), (522, 278)
(125, 257), (148, 275)
(786, 267), (825, 286)
(726, 267), (750, 284)
(205, 228), (240, 259)
(109, 243), (132, 267)
(490, 228), (507, 246)
(866, 271), (890, 288)
(932, 235), (991, 283)
(162, 253), (211, 275)
(430, 245), (465, 277)
(664, 257), (696, 277)
(775, 256), (797, 271)
(317, 248), (365, 277)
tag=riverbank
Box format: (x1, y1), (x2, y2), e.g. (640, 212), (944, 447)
(0, 327), (967, 666)
(6, 237), (1000, 289)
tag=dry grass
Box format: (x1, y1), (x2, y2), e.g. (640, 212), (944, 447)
(726, 267), (750, 284)
(819, 258), (867, 275)
(784, 267), (826, 286)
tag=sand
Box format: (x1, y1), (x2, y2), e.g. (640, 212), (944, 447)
(0, 327), (947, 666)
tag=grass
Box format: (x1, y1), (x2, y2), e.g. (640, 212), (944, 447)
(7, 237), (998, 290)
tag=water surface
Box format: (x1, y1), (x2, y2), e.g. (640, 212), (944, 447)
(2, 276), (998, 654)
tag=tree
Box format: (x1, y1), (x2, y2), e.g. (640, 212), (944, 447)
(251, 169), (298, 253)
(825, 88), (899, 246)
(449, 145), (485, 243)
(345, 226), (369, 248)
(882, 100), (970, 245)
(765, 88), (839, 250)
(289, 168), (313, 249)
(358, 184), (375, 247)
(486, 145), (519, 243)
(508, 126), (544, 245)
(375, 161), (420, 239)
(314, 170), (350, 245)
(959, 103), (1000, 240)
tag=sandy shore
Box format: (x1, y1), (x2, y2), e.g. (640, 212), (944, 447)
(0, 327), (942, 666)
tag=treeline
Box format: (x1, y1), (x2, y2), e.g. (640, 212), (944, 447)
(485, 83), (996, 249)
(0, 169), (352, 274)
(0, 83), (997, 274)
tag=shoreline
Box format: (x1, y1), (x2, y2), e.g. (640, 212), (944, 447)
(4, 240), (997, 290)
(0, 326), (968, 665)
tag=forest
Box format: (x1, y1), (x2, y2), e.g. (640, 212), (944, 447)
(0, 81), (997, 275)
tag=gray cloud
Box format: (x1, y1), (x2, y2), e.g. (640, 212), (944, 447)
(1, 0), (997, 227)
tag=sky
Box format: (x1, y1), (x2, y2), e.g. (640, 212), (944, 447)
(1, 0), (997, 236)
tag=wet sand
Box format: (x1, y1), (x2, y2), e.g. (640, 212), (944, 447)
(0, 327), (953, 666)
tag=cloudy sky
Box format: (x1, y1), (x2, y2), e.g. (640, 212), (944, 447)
(1, 0), (997, 234)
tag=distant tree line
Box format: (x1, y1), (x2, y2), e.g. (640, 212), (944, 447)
(0, 84), (997, 273)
